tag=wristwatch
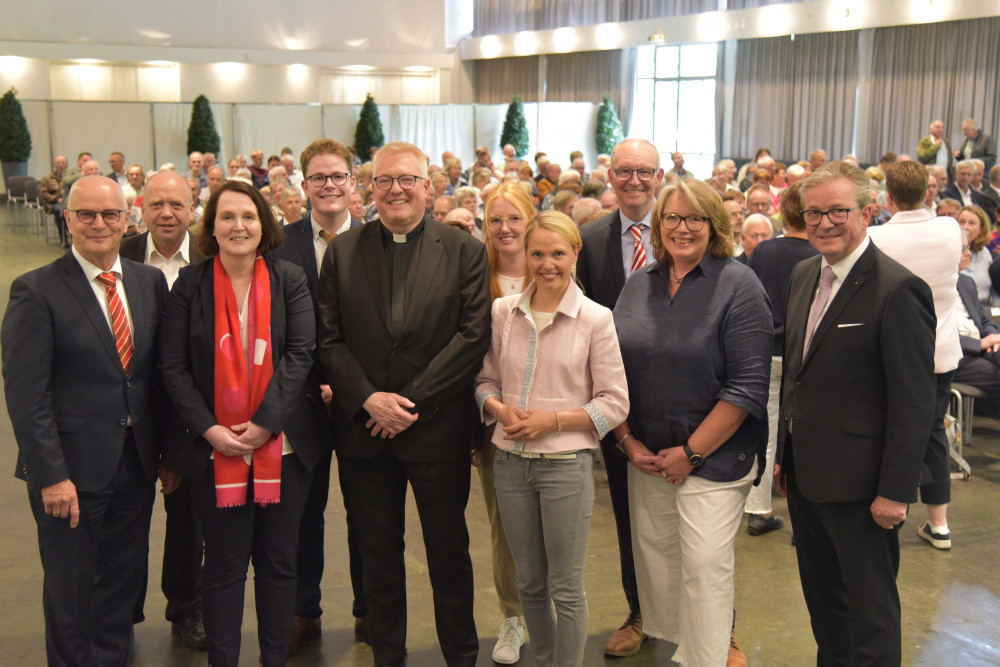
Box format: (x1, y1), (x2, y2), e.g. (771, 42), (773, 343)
(682, 443), (705, 467)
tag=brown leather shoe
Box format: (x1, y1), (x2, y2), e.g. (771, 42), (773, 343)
(354, 615), (369, 644)
(287, 615), (321, 656)
(604, 610), (647, 657)
(727, 631), (748, 667)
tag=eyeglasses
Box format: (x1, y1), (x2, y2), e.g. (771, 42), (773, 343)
(67, 209), (125, 224)
(661, 213), (710, 231)
(306, 172), (351, 187)
(373, 175), (425, 190)
(802, 206), (859, 226)
(612, 168), (656, 182)
(487, 214), (525, 228)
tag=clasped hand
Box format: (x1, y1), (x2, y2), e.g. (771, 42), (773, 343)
(496, 405), (555, 441)
(364, 392), (418, 439)
(203, 421), (272, 457)
(624, 435), (693, 486)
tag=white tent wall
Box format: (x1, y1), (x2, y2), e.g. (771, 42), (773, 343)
(151, 103), (233, 171)
(50, 102), (155, 180)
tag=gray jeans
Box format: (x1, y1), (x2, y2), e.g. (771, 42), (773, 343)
(493, 449), (594, 667)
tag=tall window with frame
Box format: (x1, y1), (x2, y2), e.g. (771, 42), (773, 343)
(630, 42), (718, 181)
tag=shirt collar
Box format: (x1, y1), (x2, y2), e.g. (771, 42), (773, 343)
(822, 234), (870, 281)
(72, 245), (124, 281)
(886, 208), (933, 225)
(145, 231), (190, 263)
(515, 280), (584, 320)
(619, 208), (653, 238)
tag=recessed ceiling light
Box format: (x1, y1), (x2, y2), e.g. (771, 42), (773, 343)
(344, 65), (375, 71)
(74, 58), (103, 64)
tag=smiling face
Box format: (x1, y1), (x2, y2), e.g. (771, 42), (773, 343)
(213, 191), (262, 259)
(659, 191), (711, 268)
(302, 153), (354, 226)
(930, 121), (944, 139)
(485, 195), (526, 257)
(127, 166), (144, 191)
(957, 209), (982, 241)
(611, 141), (663, 221)
(142, 172), (194, 254)
(526, 227), (578, 295)
(373, 150), (428, 233)
(803, 177), (869, 265)
(723, 199), (745, 235)
(66, 176), (127, 269)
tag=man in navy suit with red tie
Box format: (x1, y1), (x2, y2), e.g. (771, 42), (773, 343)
(2, 176), (170, 666)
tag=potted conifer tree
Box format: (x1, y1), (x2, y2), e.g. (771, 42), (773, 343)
(0, 87), (32, 190)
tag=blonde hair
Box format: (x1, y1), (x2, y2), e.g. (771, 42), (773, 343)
(373, 142), (428, 178)
(483, 181), (534, 301)
(959, 205), (991, 252)
(650, 178), (733, 266)
(524, 211), (583, 288)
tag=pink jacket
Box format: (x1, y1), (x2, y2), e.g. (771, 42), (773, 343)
(475, 282), (630, 454)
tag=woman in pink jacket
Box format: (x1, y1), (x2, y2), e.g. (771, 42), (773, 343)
(476, 211), (630, 666)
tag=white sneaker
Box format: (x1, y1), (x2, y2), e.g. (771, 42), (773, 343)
(492, 616), (525, 664)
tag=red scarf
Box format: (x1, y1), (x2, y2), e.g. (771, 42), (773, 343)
(212, 255), (282, 507)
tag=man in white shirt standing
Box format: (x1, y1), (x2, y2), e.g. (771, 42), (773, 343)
(120, 169), (209, 649)
(868, 160), (962, 550)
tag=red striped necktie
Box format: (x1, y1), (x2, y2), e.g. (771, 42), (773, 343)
(97, 272), (133, 375)
(630, 224), (646, 273)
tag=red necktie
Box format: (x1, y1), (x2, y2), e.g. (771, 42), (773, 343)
(630, 224), (646, 273)
(97, 272), (133, 375)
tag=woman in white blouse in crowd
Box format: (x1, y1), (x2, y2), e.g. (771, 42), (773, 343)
(476, 211), (630, 666)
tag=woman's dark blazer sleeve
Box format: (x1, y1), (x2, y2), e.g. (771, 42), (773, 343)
(158, 257), (323, 479)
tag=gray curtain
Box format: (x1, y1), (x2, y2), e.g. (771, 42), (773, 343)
(861, 18), (1000, 164)
(473, 0), (716, 36)
(730, 31), (858, 162)
(545, 49), (637, 130)
(726, 0), (806, 9)
(474, 57), (541, 103)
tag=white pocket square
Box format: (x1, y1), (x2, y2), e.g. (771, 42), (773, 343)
(837, 323), (864, 328)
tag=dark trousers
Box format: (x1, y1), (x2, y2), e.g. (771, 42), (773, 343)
(162, 478), (204, 622)
(954, 354), (1000, 415)
(339, 451), (478, 667)
(786, 462), (902, 667)
(599, 435), (640, 612)
(920, 371), (953, 505)
(190, 455), (311, 667)
(52, 204), (67, 245)
(29, 437), (155, 667)
(294, 449), (367, 619)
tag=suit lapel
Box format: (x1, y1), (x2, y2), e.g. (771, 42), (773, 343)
(786, 256), (819, 374)
(402, 224), (444, 334)
(801, 243), (876, 367)
(360, 222), (391, 331)
(293, 220), (320, 296)
(120, 259), (148, 358)
(58, 253), (124, 375)
(606, 212), (626, 293)
(199, 260), (215, 345)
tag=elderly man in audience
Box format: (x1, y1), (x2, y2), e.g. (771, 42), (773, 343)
(988, 165), (1000, 204)
(570, 154), (587, 178)
(923, 172), (942, 213)
(722, 191), (746, 256)
(552, 189), (579, 219)
(736, 214), (773, 264)
(121, 170), (208, 648)
(201, 165), (225, 204)
(82, 159), (102, 177)
(277, 187), (304, 226)
(541, 170), (581, 211)
(937, 198), (961, 219)
(201, 152), (215, 172)
(668, 151), (690, 179)
(576, 137), (664, 657)
(40, 155), (69, 247)
(868, 160), (963, 551)
(954, 118), (996, 173)
(433, 195), (458, 223)
(918, 120), (953, 176)
(444, 206), (477, 235)
(537, 162), (560, 201)
(955, 228), (1000, 416)
(600, 188), (618, 213)
(786, 163), (808, 187)
(184, 152), (206, 189)
(107, 151), (128, 187)
(942, 160), (992, 210)
(249, 149), (269, 188)
(571, 197), (603, 227)
(123, 164), (145, 203)
(972, 159), (1000, 211)
(282, 153), (305, 193)
(61, 151), (93, 190)
(809, 149), (827, 171)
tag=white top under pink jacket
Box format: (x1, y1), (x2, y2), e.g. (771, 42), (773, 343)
(475, 281), (630, 454)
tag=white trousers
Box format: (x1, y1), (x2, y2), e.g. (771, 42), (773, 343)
(745, 356), (780, 514)
(628, 461), (755, 667)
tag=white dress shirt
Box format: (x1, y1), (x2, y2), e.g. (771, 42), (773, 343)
(71, 246), (134, 341)
(145, 232), (192, 289)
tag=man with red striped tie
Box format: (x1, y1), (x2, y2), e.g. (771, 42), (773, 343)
(575, 137), (664, 657)
(2, 175), (171, 666)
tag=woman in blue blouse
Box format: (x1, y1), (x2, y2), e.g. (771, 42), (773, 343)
(612, 178), (772, 667)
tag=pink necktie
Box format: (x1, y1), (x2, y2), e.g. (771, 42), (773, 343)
(97, 272), (133, 374)
(630, 225), (646, 273)
(803, 265), (835, 356)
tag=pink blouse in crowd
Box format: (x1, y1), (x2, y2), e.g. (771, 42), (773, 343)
(475, 281), (630, 454)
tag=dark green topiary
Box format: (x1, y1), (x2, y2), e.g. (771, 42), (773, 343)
(187, 94), (221, 155)
(500, 94), (529, 158)
(355, 94), (385, 161)
(0, 87), (32, 163)
(595, 94), (624, 156)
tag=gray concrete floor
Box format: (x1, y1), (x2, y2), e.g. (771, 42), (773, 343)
(1, 204), (999, 666)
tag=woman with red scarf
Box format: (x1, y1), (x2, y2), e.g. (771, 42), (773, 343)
(159, 180), (327, 666)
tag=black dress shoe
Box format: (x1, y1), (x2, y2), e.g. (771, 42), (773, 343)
(747, 514), (785, 536)
(354, 615), (369, 644)
(172, 615), (208, 650)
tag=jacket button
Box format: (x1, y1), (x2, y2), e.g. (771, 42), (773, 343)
(795, 382), (802, 389)
(119, 419), (127, 426)
(738, 453), (746, 461)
